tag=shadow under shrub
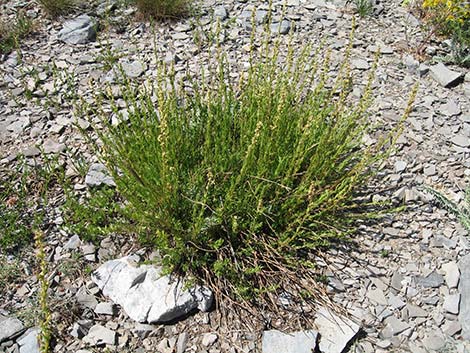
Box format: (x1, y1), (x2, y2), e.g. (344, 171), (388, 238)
(82, 28), (415, 300)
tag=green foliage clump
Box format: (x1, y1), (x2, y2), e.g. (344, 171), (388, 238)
(0, 163), (35, 251)
(37, 0), (76, 17)
(62, 186), (129, 243)
(82, 27), (414, 298)
(0, 12), (33, 55)
(133, 0), (193, 19)
(353, 0), (374, 17)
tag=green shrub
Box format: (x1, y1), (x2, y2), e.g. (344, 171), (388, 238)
(0, 12), (33, 55)
(37, 0), (76, 17)
(133, 0), (192, 19)
(415, 0), (470, 65)
(81, 26), (415, 299)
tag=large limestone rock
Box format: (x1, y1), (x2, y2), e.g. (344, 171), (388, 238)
(91, 256), (213, 324)
(58, 15), (97, 44)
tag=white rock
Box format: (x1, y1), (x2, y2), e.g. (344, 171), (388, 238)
(92, 256), (213, 324)
(85, 163), (116, 187)
(0, 316), (24, 342)
(315, 307), (360, 353)
(58, 15), (97, 44)
(201, 333), (218, 347)
(82, 324), (116, 346)
(17, 328), (40, 353)
(442, 262), (460, 288)
(262, 329), (318, 353)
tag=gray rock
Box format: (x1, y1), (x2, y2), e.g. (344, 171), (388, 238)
(92, 256), (213, 324)
(442, 320), (461, 336)
(64, 234), (82, 250)
(443, 294), (460, 314)
(422, 330), (446, 351)
(414, 271), (444, 288)
(458, 254), (470, 339)
(383, 316), (410, 336)
(214, 6), (228, 20)
(395, 160), (407, 173)
(43, 139), (66, 154)
(85, 163), (116, 187)
(121, 61), (146, 78)
(201, 333), (218, 347)
(70, 320), (93, 339)
(440, 99), (461, 116)
(176, 332), (188, 353)
(58, 15), (97, 44)
(388, 294), (406, 310)
(131, 323), (154, 339)
(442, 262), (460, 288)
(94, 302), (117, 316)
(262, 329), (317, 353)
(406, 304), (427, 318)
(429, 63), (464, 88)
(367, 288), (388, 306)
(451, 135), (470, 148)
(0, 317), (24, 342)
(352, 58), (370, 70)
(270, 20), (292, 35)
(82, 324), (116, 346)
(17, 328), (40, 353)
(315, 307), (360, 353)
(75, 287), (98, 309)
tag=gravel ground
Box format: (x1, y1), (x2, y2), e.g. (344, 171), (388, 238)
(1, 0), (470, 352)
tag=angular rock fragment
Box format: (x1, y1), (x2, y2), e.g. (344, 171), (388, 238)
(414, 271), (444, 288)
(315, 307), (360, 353)
(92, 256), (213, 324)
(85, 163), (116, 187)
(458, 254), (470, 339)
(82, 324), (116, 346)
(429, 63), (463, 88)
(262, 329), (317, 353)
(17, 328), (40, 353)
(58, 15), (97, 44)
(0, 317), (24, 342)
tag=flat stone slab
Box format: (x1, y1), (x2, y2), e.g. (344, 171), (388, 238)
(0, 317), (24, 342)
(315, 307), (360, 353)
(17, 328), (40, 353)
(429, 63), (463, 88)
(458, 254), (470, 339)
(92, 256), (213, 324)
(262, 329), (318, 353)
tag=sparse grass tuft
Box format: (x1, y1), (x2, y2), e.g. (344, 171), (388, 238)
(425, 185), (470, 231)
(37, 0), (76, 17)
(79, 22), (415, 301)
(0, 12), (33, 55)
(133, 0), (193, 19)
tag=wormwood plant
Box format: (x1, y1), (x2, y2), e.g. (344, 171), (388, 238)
(37, 0), (76, 17)
(35, 230), (52, 353)
(133, 0), (193, 19)
(82, 24), (416, 300)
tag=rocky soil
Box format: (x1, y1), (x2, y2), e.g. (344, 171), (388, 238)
(1, 0), (470, 352)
